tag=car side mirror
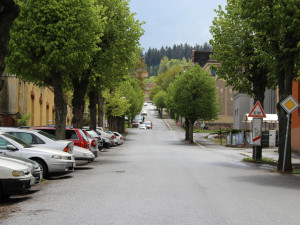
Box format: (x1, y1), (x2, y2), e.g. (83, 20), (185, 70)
(6, 145), (18, 151)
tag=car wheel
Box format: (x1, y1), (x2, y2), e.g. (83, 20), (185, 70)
(32, 158), (48, 179)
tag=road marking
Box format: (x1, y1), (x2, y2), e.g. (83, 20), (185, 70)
(194, 141), (206, 149)
(163, 120), (172, 130)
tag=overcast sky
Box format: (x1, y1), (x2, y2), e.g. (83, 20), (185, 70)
(129, 0), (227, 51)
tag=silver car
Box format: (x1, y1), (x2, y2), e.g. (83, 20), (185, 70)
(0, 155), (42, 185)
(0, 132), (75, 178)
(0, 128), (74, 154)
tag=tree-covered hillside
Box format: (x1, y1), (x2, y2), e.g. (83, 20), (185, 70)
(144, 43), (212, 77)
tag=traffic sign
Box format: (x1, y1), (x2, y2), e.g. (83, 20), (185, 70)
(280, 95), (299, 114)
(252, 118), (262, 146)
(248, 101), (266, 118)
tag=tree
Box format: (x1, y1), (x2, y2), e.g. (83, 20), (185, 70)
(171, 64), (219, 143)
(240, 0), (300, 172)
(0, 0), (19, 92)
(153, 91), (167, 118)
(210, 0), (274, 160)
(6, 0), (102, 139)
(87, 0), (144, 130)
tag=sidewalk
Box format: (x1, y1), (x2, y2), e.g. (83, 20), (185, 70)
(163, 114), (300, 168)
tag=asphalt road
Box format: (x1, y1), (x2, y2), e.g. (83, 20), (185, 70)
(2, 104), (300, 225)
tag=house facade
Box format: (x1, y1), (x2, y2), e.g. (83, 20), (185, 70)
(192, 50), (235, 129)
(0, 75), (72, 127)
(291, 80), (300, 153)
(234, 89), (277, 130)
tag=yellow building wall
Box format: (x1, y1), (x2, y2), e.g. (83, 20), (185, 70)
(0, 76), (72, 127)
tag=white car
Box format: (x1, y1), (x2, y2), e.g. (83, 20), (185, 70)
(144, 103), (148, 106)
(0, 128), (74, 154)
(0, 157), (33, 198)
(73, 146), (95, 166)
(0, 155), (42, 185)
(141, 111), (147, 115)
(138, 124), (147, 129)
(0, 132), (75, 178)
(113, 132), (124, 145)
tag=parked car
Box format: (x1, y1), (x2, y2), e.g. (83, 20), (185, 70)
(105, 131), (117, 146)
(0, 132), (75, 178)
(141, 110), (147, 116)
(144, 103), (148, 106)
(0, 157), (33, 198)
(0, 128), (74, 154)
(72, 146), (95, 166)
(31, 127), (90, 150)
(101, 137), (111, 149)
(113, 132), (124, 145)
(144, 121), (152, 129)
(138, 124), (147, 129)
(83, 129), (103, 151)
(95, 129), (116, 147)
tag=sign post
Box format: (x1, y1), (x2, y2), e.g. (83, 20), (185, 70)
(248, 101), (266, 160)
(280, 95), (300, 172)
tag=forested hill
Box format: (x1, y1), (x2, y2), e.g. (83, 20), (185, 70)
(143, 43), (212, 77)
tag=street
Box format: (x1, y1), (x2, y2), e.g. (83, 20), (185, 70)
(1, 104), (300, 225)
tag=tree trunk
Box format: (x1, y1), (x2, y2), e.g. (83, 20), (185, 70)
(250, 66), (268, 160)
(71, 77), (89, 128)
(97, 95), (105, 127)
(88, 87), (97, 130)
(52, 72), (67, 140)
(185, 119), (189, 141)
(0, 0), (20, 92)
(277, 55), (294, 172)
(189, 119), (195, 144)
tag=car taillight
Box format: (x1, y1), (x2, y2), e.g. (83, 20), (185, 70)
(63, 146), (69, 153)
(80, 141), (89, 149)
(91, 139), (96, 147)
(120, 137), (122, 140)
(111, 135), (114, 139)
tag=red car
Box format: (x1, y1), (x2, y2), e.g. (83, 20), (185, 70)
(30, 127), (89, 149)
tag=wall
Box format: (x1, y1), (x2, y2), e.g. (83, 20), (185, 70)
(0, 75), (72, 127)
(291, 80), (300, 152)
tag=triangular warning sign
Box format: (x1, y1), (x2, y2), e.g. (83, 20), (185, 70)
(248, 101), (266, 118)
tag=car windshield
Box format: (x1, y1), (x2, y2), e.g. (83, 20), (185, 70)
(38, 130), (58, 141)
(86, 130), (99, 138)
(3, 133), (32, 148)
(79, 129), (88, 141)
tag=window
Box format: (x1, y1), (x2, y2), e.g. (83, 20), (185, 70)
(8, 132), (45, 145)
(0, 137), (10, 149)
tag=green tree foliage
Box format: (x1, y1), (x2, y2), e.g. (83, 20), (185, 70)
(170, 64), (219, 143)
(155, 65), (183, 92)
(6, 0), (102, 139)
(153, 91), (167, 117)
(144, 43), (211, 76)
(210, 0), (274, 160)
(240, 0), (300, 173)
(149, 85), (162, 101)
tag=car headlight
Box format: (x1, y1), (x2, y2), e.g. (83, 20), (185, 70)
(84, 153), (93, 157)
(12, 170), (25, 177)
(52, 155), (69, 160)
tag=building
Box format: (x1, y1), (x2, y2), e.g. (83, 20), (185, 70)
(234, 89), (277, 130)
(291, 80), (300, 153)
(144, 82), (156, 102)
(192, 50), (235, 129)
(0, 75), (72, 127)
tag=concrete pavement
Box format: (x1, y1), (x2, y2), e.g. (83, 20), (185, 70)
(163, 115), (300, 168)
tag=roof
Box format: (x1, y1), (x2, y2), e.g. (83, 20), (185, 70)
(243, 114), (278, 123)
(192, 51), (212, 67)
